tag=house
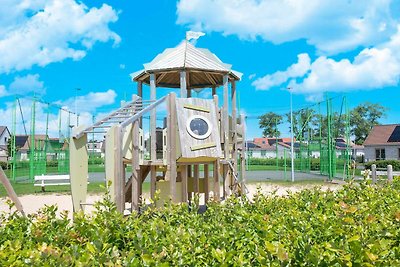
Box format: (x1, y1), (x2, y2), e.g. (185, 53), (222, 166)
(363, 124), (400, 161)
(87, 140), (104, 157)
(0, 126), (11, 162)
(246, 137), (291, 159)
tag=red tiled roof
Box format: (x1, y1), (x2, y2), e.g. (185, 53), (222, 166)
(363, 124), (400, 146)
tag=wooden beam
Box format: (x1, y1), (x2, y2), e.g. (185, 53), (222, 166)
(180, 71), (187, 98)
(240, 114), (246, 188)
(212, 86), (216, 96)
(150, 166), (156, 201)
(204, 164), (209, 203)
(223, 164), (230, 198)
(213, 160), (220, 201)
(0, 167), (24, 215)
(231, 80), (238, 183)
(169, 93), (177, 202)
(113, 126), (124, 212)
(137, 82), (143, 128)
(131, 120), (140, 212)
(194, 164), (199, 195)
(150, 73), (157, 162)
(181, 165), (188, 203)
(223, 75), (229, 160)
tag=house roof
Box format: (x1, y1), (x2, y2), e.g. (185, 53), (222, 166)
(364, 124), (400, 146)
(0, 126), (9, 136)
(15, 135), (48, 151)
(131, 41), (242, 89)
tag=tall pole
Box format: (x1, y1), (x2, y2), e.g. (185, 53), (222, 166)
(75, 88), (81, 126)
(289, 87), (295, 182)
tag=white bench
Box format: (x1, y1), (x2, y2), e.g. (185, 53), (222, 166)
(34, 174), (71, 192)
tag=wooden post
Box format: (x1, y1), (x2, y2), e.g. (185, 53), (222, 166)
(187, 89), (192, 98)
(204, 164), (209, 203)
(131, 120), (140, 212)
(169, 93), (177, 202)
(70, 127), (89, 213)
(223, 75), (229, 160)
(0, 166), (24, 215)
(240, 114), (246, 188)
(151, 166), (156, 200)
(113, 126), (124, 212)
(181, 165), (188, 203)
(213, 160), (220, 201)
(194, 164), (199, 195)
(371, 164), (377, 184)
(212, 86), (216, 96)
(223, 164), (230, 198)
(387, 164), (393, 183)
(231, 80), (237, 180)
(137, 82), (143, 128)
(180, 71), (187, 98)
(150, 73), (157, 161)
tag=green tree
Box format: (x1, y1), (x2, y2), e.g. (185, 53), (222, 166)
(258, 112), (283, 137)
(286, 108), (315, 139)
(350, 102), (387, 145)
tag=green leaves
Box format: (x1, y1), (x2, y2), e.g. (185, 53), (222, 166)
(0, 180), (400, 265)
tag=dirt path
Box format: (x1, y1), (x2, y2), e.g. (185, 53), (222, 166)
(0, 183), (342, 218)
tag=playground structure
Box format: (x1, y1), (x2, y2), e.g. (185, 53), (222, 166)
(70, 40), (246, 213)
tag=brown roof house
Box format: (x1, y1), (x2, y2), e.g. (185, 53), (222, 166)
(363, 124), (400, 161)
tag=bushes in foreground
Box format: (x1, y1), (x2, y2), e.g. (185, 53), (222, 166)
(0, 180), (400, 265)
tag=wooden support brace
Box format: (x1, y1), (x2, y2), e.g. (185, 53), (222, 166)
(213, 160), (220, 201)
(131, 120), (140, 212)
(169, 93), (177, 202)
(181, 165), (188, 203)
(204, 164), (209, 203)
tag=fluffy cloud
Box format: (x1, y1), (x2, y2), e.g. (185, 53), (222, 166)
(59, 89), (117, 114)
(0, 85), (8, 97)
(0, 0), (120, 74)
(177, 0), (397, 54)
(252, 53), (310, 90)
(9, 74), (45, 95)
(253, 27), (400, 97)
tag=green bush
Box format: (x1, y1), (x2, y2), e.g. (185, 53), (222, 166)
(1, 180), (400, 265)
(365, 160), (400, 171)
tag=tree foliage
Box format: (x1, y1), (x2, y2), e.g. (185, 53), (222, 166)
(350, 102), (387, 145)
(258, 112), (283, 137)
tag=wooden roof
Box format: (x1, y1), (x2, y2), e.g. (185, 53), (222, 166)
(131, 41), (242, 89)
(364, 124), (400, 146)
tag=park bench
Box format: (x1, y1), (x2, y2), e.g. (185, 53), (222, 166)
(34, 174), (71, 192)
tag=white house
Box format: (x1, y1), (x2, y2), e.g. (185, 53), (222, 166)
(0, 126), (10, 162)
(364, 124), (400, 161)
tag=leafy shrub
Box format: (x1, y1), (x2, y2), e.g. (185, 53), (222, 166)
(365, 160), (400, 171)
(0, 180), (400, 265)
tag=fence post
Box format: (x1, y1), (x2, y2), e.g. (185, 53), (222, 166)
(371, 164), (377, 184)
(387, 164), (393, 183)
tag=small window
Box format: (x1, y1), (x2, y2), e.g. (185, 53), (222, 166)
(186, 115), (212, 140)
(261, 150), (266, 157)
(262, 141), (266, 144)
(375, 148), (385, 160)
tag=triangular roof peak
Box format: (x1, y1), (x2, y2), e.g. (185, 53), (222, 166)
(131, 40), (242, 89)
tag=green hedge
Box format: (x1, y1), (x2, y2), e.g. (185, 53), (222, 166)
(1, 180), (400, 265)
(365, 160), (400, 171)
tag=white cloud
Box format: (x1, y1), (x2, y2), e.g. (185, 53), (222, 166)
(177, 0), (397, 54)
(0, 0), (120, 74)
(253, 26), (400, 98)
(0, 85), (8, 97)
(59, 89), (117, 114)
(9, 74), (45, 95)
(252, 53), (310, 90)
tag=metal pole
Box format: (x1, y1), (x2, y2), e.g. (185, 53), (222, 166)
(75, 88), (81, 126)
(289, 87), (295, 182)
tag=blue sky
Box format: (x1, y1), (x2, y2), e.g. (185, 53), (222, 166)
(0, 0), (399, 139)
